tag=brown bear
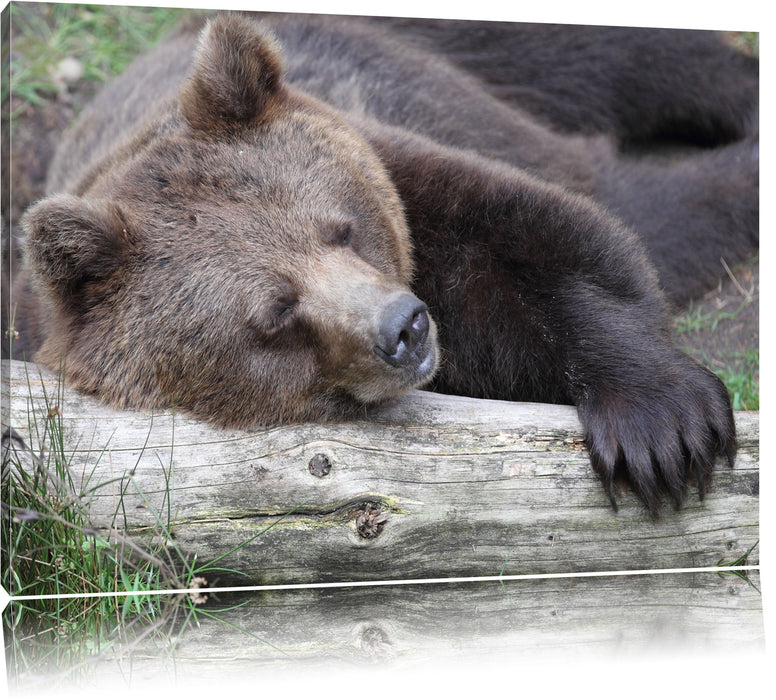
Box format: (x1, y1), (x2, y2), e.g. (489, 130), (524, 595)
(10, 13), (758, 515)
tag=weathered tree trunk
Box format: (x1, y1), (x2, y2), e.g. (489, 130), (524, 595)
(2, 360), (759, 586)
(5, 571), (764, 686)
(166, 572), (763, 665)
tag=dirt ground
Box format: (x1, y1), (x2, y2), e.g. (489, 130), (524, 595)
(673, 257), (759, 382)
(2, 56), (759, 406)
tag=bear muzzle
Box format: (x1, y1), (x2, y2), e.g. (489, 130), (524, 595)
(301, 253), (439, 397)
(374, 293), (429, 368)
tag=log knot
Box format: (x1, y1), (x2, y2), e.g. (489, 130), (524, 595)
(308, 453), (332, 478)
(353, 502), (388, 539)
(359, 624), (392, 658)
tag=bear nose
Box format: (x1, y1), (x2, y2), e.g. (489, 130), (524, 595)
(374, 293), (430, 368)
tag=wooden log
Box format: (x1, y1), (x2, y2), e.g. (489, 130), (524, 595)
(7, 571), (764, 685)
(174, 572), (763, 666)
(1, 360), (759, 586)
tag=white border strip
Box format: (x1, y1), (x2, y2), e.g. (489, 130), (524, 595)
(5, 564), (760, 602)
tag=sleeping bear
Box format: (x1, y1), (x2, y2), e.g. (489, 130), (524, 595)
(11, 13), (759, 514)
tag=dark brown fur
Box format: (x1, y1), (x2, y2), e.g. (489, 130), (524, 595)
(10, 14), (758, 513)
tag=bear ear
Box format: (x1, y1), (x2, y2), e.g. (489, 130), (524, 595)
(22, 194), (136, 309)
(179, 15), (284, 132)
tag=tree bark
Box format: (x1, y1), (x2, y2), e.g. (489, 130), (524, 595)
(2, 360), (759, 586)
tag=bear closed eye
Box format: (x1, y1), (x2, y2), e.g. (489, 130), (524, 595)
(12, 13), (757, 514)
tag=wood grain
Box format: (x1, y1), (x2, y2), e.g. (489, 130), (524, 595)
(2, 360), (759, 586)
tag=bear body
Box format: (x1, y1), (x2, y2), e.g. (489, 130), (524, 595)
(13, 13), (759, 513)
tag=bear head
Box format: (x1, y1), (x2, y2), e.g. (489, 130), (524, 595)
(22, 14), (439, 425)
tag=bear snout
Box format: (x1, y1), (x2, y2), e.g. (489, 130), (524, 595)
(374, 293), (430, 368)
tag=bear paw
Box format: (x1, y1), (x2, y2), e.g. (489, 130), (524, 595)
(578, 354), (736, 516)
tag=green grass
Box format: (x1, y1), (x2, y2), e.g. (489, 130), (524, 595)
(717, 540), (760, 592)
(1, 366), (255, 681)
(5, 2), (189, 108)
(671, 256), (759, 411)
(714, 349), (759, 411)
(672, 297), (759, 410)
(673, 303), (748, 336)
(733, 31), (759, 56)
